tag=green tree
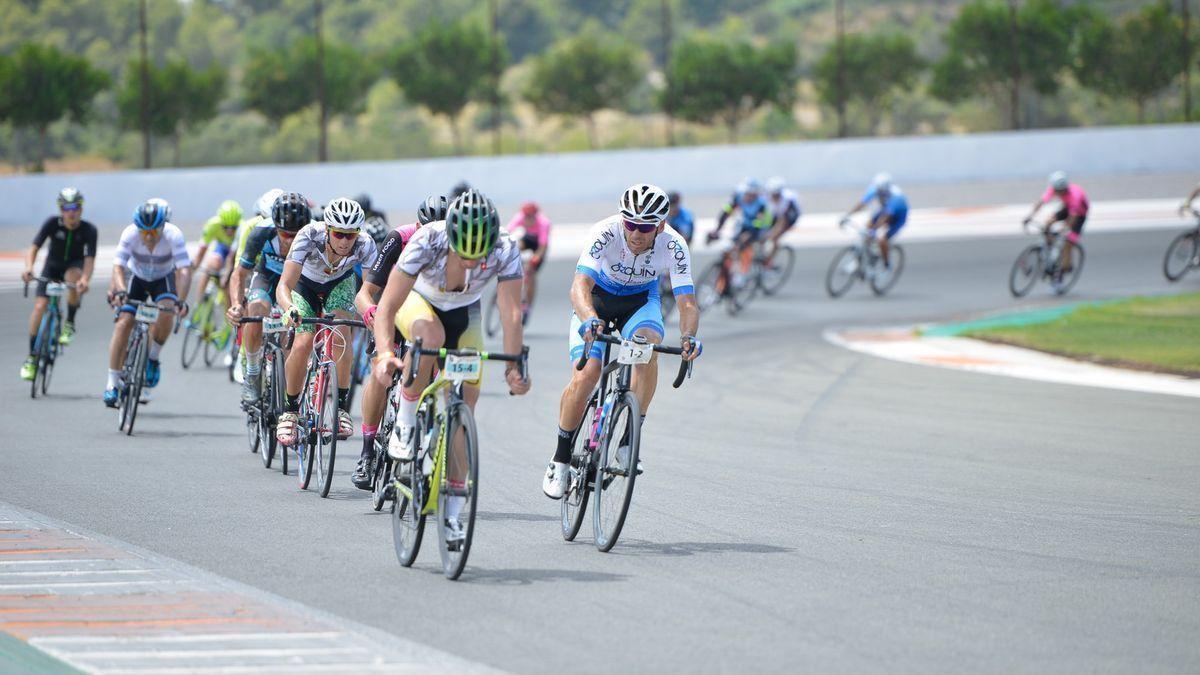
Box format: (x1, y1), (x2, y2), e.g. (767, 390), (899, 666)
(523, 28), (644, 148)
(390, 18), (504, 154)
(1073, 1), (1186, 123)
(0, 43), (108, 171)
(931, 0), (1072, 130)
(117, 57), (226, 166)
(814, 32), (924, 135)
(662, 34), (796, 142)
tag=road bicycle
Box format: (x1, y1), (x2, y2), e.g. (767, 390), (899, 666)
(285, 316), (364, 498)
(1008, 220), (1085, 297)
(825, 220), (905, 298)
(1163, 208), (1200, 282)
(561, 329), (692, 552)
(238, 313), (292, 472)
(391, 338), (528, 580)
(180, 272), (232, 369)
(756, 239), (796, 297)
(115, 297), (179, 436)
(23, 278), (76, 399)
(695, 239), (762, 315)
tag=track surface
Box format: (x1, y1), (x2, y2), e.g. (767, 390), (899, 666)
(2, 222), (1198, 672)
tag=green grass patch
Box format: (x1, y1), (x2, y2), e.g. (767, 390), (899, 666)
(964, 293), (1200, 375)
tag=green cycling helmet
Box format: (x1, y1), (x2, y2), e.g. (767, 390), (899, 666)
(217, 200), (243, 227)
(445, 188), (499, 260)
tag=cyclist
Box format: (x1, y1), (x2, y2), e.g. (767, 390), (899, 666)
(542, 183), (702, 500)
(371, 189), (531, 542)
(103, 199), (192, 406)
(275, 197), (379, 446)
(1024, 171), (1088, 273)
(765, 177), (802, 247)
(505, 202), (551, 317)
(1179, 182), (1200, 216)
(226, 192), (310, 403)
(190, 200), (241, 307)
(706, 178), (773, 286)
(20, 188), (97, 380)
(354, 193), (389, 246)
(225, 188), (283, 377)
(349, 194), (447, 490)
(666, 191), (694, 245)
(841, 173), (908, 270)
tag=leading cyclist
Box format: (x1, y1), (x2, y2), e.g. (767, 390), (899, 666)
(104, 199), (192, 406)
(841, 173), (908, 270)
(542, 183), (702, 500)
(1024, 171), (1089, 273)
(20, 188), (97, 380)
(506, 202), (551, 319)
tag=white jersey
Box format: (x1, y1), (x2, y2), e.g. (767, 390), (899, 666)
(288, 222), (378, 284)
(575, 216), (694, 298)
(113, 223), (190, 281)
(397, 221), (523, 311)
(769, 188), (802, 219)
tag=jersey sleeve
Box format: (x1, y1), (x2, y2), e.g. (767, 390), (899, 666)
(288, 225), (318, 264)
(397, 227), (436, 277)
(239, 227), (269, 269)
(862, 187), (878, 204)
(355, 235), (379, 269)
(505, 213), (523, 233)
(113, 226), (135, 268)
(666, 234), (694, 296)
(495, 239), (524, 282)
(575, 221), (610, 282)
(32, 218), (55, 247)
(536, 215), (552, 243)
(169, 227), (191, 268)
(83, 223), (98, 258)
(1040, 187), (1055, 204)
(200, 218), (221, 245)
(366, 229), (404, 287)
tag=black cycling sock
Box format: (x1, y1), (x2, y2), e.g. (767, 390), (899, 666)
(361, 433), (375, 459)
(286, 394), (299, 413)
(67, 303), (78, 323)
(553, 427), (573, 464)
(338, 387), (350, 411)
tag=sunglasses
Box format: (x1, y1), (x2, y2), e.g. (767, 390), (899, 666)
(329, 229), (357, 240)
(623, 219), (658, 233)
(61, 205), (81, 212)
(277, 229), (297, 238)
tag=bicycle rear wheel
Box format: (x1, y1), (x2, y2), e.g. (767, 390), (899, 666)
(1053, 244), (1085, 296)
(561, 400), (596, 542)
(297, 366), (318, 490)
(869, 244), (905, 296)
(123, 336), (147, 436)
(203, 331), (221, 367)
(438, 402), (479, 580)
(393, 399), (433, 567)
(759, 245), (795, 296)
(315, 363), (339, 498)
(1163, 231), (1198, 282)
(1008, 245), (1042, 298)
(695, 262), (722, 313)
(825, 246), (860, 298)
(593, 391), (641, 552)
(180, 303), (205, 369)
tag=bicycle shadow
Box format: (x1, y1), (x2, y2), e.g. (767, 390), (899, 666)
(611, 539), (793, 558)
(444, 566), (628, 586)
(474, 510), (557, 523)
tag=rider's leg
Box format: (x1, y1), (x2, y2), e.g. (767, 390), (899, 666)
(108, 313), (134, 389)
(64, 267), (83, 324)
(27, 297), (49, 355)
(149, 297), (176, 354)
(624, 298), (666, 415)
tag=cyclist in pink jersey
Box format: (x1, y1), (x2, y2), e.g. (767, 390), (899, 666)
(506, 202), (551, 316)
(1025, 171), (1089, 272)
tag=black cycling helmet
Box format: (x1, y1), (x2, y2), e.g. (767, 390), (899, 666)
(271, 192), (312, 232)
(667, 191), (681, 205)
(449, 181), (471, 200)
(353, 193), (372, 213)
(445, 189), (499, 260)
(417, 195), (449, 225)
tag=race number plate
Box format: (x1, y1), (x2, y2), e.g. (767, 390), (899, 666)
(44, 282), (67, 298)
(135, 304), (160, 324)
(617, 339), (653, 365)
(444, 353), (482, 383)
(262, 316), (287, 334)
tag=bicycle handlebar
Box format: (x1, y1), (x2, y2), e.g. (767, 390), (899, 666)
(402, 337), (530, 393)
(23, 277), (79, 298)
(298, 317), (366, 328)
(575, 331), (694, 389)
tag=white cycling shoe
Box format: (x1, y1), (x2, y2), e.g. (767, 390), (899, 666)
(337, 409), (353, 440)
(387, 424), (415, 461)
(542, 461), (569, 500)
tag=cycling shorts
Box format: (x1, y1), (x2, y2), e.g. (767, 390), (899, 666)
(568, 288), (664, 362)
(36, 259), (83, 298)
(246, 271), (279, 306)
(394, 292), (483, 354)
(120, 274), (178, 314)
(1054, 207), (1087, 234)
(873, 207), (908, 239)
(291, 272), (356, 333)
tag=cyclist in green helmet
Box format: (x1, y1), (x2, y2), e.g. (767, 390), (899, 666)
(190, 200), (242, 309)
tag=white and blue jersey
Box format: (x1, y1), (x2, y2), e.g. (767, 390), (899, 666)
(725, 192), (773, 232)
(667, 207), (695, 243)
(575, 216), (694, 300)
(862, 185), (909, 236)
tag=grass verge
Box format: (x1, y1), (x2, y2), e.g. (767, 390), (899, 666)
(964, 293), (1200, 377)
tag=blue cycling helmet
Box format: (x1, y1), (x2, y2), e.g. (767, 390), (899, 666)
(134, 198), (170, 230)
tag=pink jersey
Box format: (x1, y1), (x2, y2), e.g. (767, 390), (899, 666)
(506, 213), (552, 246)
(1042, 184), (1089, 217)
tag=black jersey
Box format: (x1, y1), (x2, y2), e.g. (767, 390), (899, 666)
(33, 217), (97, 264)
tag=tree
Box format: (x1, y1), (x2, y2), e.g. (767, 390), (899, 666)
(0, 43), (108, 171)
(390, 18), (504, 154)
(523, 29), (644, 148)
(662, 34), (796, 142)
(117, 58), (226, 166)
(1073, 1), (1186, 123)
(814, 32), (924, 135)
(931, 0), (1072, 130)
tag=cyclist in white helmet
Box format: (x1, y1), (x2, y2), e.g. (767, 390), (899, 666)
(542, 183), (702, 500)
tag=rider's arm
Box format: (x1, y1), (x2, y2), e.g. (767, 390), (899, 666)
(111, 227), (134, 294)
(22, 244), (39, 279)
(496, 277), (525, 358)
(275, 260), (302, 315)
(81, 225), (97, 283)
(1181, 184), (1200, 213)
(355, 280), (381, 316)
(569, 273), (598, 322)
(228, 265), (247, 314)
(110, 265), (127, 297)
(372, 267), (415, 356)
(24, 219), (53, 277)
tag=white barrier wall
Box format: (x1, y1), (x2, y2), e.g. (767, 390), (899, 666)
(1, 123), (1197, 227)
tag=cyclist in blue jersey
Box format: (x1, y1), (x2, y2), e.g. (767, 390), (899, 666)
(841, 173), (908, 269)
(666, 191), (695, 245)
(708, 178), (772, 246)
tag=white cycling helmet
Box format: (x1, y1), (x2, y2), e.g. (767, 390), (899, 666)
(1049, 170), (1069, 191)
(323, 196), (365, 231)
(619, 183), (670, 225)
(255, 188), (284, 219)
(766, 176), (786, 195)
(872, 173), (893, 193)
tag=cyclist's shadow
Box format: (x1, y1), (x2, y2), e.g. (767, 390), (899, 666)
(613, 538), (793, 558)
(433, 566), (629, 586)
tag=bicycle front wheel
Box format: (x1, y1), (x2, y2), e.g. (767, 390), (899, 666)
(438, 401), (479, 580)
(315, 363), (339, 498)
(1163, 231), (1198, 282)
(825, 246), (860, 298)
(1053, 244), (1085, 296)
(561, 400), (596, 542)
(180, 309), (204, 369)
(593, 391), (641, 552)
(123, 335), (147, 436)
(1008, 245), (1042, 298)
(870, 244), (905, 296)
(203, 330), (221, 367)
(759, 245), (795, 296)
(393, 399), (433, 567)
(695, 262), (723, 313)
